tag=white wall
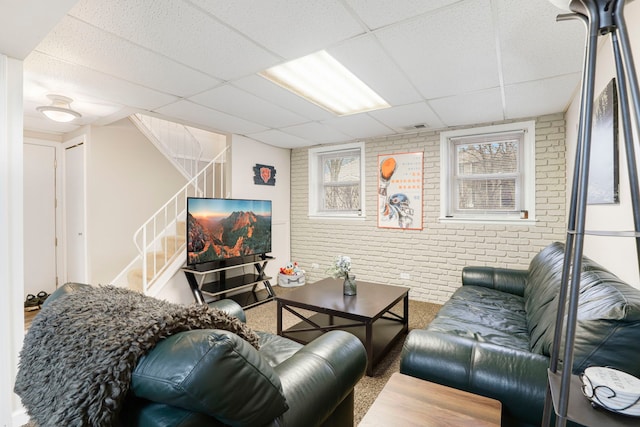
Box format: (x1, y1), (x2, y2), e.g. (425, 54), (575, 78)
(3, 2), (83, 422)
(84, 118), (186, 285)
(564, 0), (640, 287)
(1, 54), (30, 426)
(187, 126), (227, 160)
(231, 135), (292, 282)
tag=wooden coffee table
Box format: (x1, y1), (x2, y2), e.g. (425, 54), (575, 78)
(359, 373), (502, 426)
(276, 278), (409, 376)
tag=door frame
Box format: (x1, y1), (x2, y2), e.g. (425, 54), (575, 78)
(62, 135), (88, 283)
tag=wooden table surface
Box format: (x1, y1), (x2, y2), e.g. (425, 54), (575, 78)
(276, 278), (409, 319)
(359, 373), (502, 427)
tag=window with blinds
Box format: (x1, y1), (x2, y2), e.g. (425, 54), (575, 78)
(308, 142), (365, 218)
(452, 134), (523, 214)
(440, 121), (535, 222)
(319, 149), (361, 212)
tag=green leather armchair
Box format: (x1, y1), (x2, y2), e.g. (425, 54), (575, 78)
(41, 283), (368, 427)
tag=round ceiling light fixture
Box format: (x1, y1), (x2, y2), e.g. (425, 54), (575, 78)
(36, 94), (82, 123)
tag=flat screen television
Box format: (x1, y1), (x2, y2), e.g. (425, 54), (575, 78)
(186, 197), (272, 269)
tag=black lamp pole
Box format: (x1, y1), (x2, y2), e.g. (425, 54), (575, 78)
(542, 1), (640, 426)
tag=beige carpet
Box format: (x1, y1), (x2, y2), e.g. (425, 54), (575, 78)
(21, 285), (441, 426)
(245, 286), (441, 425)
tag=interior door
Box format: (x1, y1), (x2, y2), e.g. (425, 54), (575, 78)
(23, 142), (58, 296)
(65, 141), (86, 283)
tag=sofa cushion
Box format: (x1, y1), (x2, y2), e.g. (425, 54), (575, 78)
(535, 265), (640, 376)
(426, 285), (530, 352)
(131, 329), (288, 427)
(524, 242), (566, 352)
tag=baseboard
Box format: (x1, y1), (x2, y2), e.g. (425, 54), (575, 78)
(13, 407), (29, 426)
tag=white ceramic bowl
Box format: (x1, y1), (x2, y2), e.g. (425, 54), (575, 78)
(581, 367), (640, 416)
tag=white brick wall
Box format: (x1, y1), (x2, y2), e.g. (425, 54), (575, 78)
(290, 114), (566, 304)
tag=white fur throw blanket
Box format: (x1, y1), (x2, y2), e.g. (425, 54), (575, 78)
(15, 285), (259, 427)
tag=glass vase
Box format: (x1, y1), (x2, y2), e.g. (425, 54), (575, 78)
(343, 274), (357, 296)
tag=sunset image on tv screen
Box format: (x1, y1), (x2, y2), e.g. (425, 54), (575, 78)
(187, 198), (272, 265)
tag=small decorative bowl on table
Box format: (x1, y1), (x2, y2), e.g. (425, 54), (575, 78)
(580, 366), (640, 417)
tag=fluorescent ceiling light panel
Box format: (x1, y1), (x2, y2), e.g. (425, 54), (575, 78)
(260, 50), (390, 116)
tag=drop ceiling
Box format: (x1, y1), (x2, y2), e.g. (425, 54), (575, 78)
(8, 0), (586, 148)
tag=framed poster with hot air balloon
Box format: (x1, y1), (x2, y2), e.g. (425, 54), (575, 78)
(378, 152), (423, 230)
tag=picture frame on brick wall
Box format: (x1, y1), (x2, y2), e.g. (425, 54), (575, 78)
(378, 151), (423, 230)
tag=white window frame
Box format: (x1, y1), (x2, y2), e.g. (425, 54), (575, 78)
(440, 121), (536, 224)
(308, 142), (366, 219)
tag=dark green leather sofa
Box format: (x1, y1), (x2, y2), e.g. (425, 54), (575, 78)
(400, 242), (640, 427)
(41, 283), (367, 427)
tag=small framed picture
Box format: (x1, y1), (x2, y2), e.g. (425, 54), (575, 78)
(588, 78), (619, 205)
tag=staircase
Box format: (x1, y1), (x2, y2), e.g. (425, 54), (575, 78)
(111, 116), (229, 295)
(131, 113), (204, 180)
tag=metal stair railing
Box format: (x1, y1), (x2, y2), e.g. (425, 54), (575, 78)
(110, 146), (228, 294)
(131, 113), (204, 179)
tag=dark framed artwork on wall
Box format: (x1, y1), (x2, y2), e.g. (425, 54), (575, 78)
(588, 78), (619, 205)
(253, 164), (276, 186)
(377, 151), (423, 230)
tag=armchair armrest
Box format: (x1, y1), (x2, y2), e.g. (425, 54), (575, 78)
(207, 299), (246, 323)
(270, 330), (367, 427)
(42, 282), (92, 308)
(400, 330), (549, 426)
(462, 266), (528, 296)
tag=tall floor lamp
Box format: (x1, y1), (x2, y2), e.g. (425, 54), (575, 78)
(542, 0), (640, 426)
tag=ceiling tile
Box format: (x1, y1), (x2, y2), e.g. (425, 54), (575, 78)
(368, 102), (445, 131)
(190, 0), (364, 59)
(14, 0), (592, 147)
(328, 35), (423, 106)
(24, 94), (122, 131)
(92, 106), (140, 127)
(23, 113), (80, 135)
(347, 0), (460, 30)
(495, 0), (584, 84)
(321, 113), (395, 139)
(70, 0), (279, 80)
(246, 129), (314, 149)
(155, 100), (268, 134)
(281, 122), (351, 144)
(429, 89), (504, 126)
(0, 0), (77, 59)
(34, 16), (219, 97)
(376, 0), (500, 99)
(504, 74), (581, 119)
(189, 84), (309, 128)
(24, 52), (178, 111)
(233, 75), (334, 121)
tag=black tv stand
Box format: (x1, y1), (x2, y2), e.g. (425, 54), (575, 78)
(182, 256), (276, 310)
